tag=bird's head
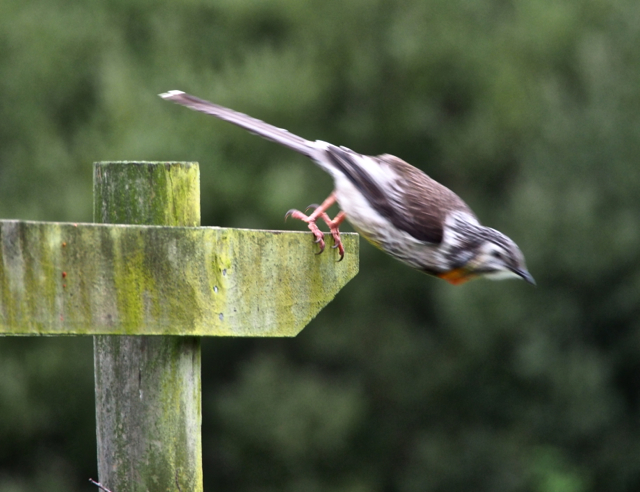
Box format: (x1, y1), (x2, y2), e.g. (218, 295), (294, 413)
(467, 230), (535, 285)
(439, 218), (535, 286)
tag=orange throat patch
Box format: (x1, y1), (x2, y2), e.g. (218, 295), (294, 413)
(437, 268), (476, 286)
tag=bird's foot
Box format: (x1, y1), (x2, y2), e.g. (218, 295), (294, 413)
(305, 206), (346, 261)
(285, 208), (328, 254)
(285, 193), (345, 259)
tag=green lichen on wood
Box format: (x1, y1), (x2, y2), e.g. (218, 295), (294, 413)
(93, 161), (200, 227)
(93, 162), (203, 492)
(94, 335), (203, 492)
(0, 221), (358, 336)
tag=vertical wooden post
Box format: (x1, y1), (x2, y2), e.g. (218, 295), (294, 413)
(93, 162), (203, 492)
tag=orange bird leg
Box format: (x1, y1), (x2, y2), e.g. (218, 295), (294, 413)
(285, 192), (346, 260)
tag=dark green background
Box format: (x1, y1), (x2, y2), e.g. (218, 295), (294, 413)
(1, 1), (640, 491)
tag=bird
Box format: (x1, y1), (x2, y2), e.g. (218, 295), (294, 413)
(160, 90), (535, 286)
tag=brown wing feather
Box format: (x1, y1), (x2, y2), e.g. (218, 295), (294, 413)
(377, 154), (476, 244)
(323, 147), (474, 244)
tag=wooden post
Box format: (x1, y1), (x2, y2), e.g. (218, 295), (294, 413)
(93, 162), (203, 492)
(0, 160), (359, 490)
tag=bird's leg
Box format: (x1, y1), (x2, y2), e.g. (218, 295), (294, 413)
(285, 192), (346, 259)
(311, 210), (346, 261)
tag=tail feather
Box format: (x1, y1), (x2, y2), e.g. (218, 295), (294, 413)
(160, 91), (317, 158)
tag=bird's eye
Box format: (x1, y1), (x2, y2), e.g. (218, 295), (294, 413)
(491, 250), (503, 259)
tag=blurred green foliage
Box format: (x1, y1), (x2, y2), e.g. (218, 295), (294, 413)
(2, 0), (640, 491)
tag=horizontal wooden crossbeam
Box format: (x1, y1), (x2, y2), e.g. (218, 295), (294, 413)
(0, 220), (358, 336)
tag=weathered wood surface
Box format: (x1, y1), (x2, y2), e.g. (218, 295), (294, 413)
(0, 220), (358, 336)
(93, 161), (204, 492)
(94, 334), (203, 492)
(0, 161), (358, 492)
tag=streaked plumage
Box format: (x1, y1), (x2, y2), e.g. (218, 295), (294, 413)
(160, 90), (534, 286)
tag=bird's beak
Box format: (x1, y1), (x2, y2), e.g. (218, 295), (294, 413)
(513, 268), (536, 286)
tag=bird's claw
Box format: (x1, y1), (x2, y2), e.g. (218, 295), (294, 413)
(313, 233), (326, 254)
(329, 231), (344, 261)
(286, 208), (327, 254)
(284, 200), (345, 259)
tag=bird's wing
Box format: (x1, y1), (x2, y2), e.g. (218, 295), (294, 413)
(380, 154), (476, 244)
(160, 91), (318, 158)
(324, 148), (474, 244)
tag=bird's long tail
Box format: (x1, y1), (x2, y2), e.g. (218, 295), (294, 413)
(160, 91), (317, 158)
